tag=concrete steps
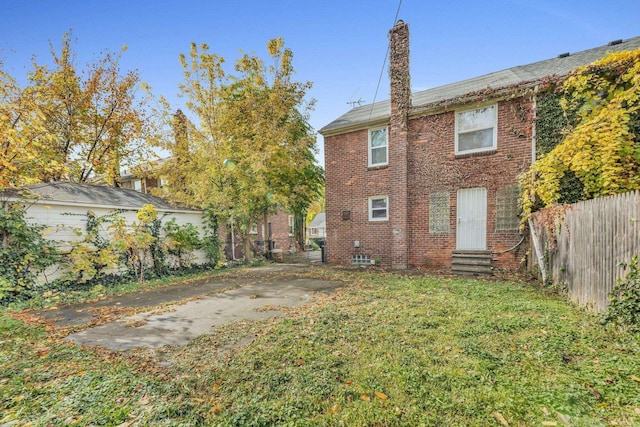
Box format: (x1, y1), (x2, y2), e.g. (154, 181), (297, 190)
(451, 250), (493, 276)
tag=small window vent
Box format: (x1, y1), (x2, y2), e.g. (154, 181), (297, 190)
(608, 39), (623, 46)
(351, 254), (374, 265)
(557, 52), (570, 58)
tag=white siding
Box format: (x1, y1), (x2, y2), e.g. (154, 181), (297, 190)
(16, 201), (210, 283)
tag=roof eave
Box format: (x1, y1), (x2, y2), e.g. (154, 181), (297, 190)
(319, 117), (390, 138)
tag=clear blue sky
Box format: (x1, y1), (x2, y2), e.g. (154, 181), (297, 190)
(2, 0), (638, 167)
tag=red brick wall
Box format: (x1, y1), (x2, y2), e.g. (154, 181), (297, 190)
(324, 129), (394, 265)
(324, 98), (533, 270)
(249, 210), (297, 253)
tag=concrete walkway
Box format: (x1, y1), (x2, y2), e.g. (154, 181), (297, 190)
(37, 263), (345, 351)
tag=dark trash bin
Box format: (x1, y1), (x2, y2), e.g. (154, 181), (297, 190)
(317, 239), (326, 263)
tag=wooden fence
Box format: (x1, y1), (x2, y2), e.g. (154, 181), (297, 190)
(530, 191), (640, 313)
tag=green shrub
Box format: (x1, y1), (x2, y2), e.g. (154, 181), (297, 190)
(163, 218), (201, 269)
(603, 256), (640, 333)
(0, 204), (59, 303)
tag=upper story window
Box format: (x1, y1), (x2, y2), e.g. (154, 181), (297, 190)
(455, 104), (497, 155)
(368, 127), (388, 167)
(368, 195), (389, 221)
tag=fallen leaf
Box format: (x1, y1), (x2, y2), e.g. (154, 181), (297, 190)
(587, 386), (601, 400)
(542, 422), (557, 426)
(375, 391), (388, 400)
(210, 404), (224, 415)
(557, 412), (571, 426)
(541, 407), (551, 416)
(630, 375), (640, 382)
(492, 411), (509, 426)
(360, 394), (371, 402)
(328, 403), (340, 414)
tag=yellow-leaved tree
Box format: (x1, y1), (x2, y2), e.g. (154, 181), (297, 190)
(158, 38), (323, 260)
(0, 66), (62, 191)
(25, 31), (158, 186)
(521, 49), (640, 218)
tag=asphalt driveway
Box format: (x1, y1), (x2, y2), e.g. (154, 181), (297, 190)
(36, 264), (346, 351)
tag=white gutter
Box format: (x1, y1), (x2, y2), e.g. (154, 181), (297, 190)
(4, 197), (201, 215)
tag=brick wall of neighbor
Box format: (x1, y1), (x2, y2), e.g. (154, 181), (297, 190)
(249, 210), (297, 253)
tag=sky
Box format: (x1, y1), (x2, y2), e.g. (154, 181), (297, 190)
(1, 0), (639, 167)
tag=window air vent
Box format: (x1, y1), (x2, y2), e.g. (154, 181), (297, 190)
(608, 39), (623, 46)
(557, 52), (570, 58)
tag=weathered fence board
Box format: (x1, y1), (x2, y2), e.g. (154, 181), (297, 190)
(530, 191), (640, 313)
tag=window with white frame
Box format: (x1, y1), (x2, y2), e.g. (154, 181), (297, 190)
(250, 223), (258, 234)
(310, 227), (318, 236)
(455, 104), (497, 154)
(288, 215), (295, 235)
(368, 127), (388, 167)
(368, 196), (388, 221)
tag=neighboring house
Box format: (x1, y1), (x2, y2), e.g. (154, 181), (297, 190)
(307, 213), (326, 239)
(320, 20), (640, 273)
(120, 157), (167, 193)
(3, 182), (208, 281)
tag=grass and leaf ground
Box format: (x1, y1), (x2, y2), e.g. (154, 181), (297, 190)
(2, 267), (639, 426)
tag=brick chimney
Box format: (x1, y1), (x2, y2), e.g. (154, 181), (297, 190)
(173, 109), (189, 192)
(388, 20), (411, 270)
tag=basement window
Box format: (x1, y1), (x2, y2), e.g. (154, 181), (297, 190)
(368, 127), (388, 167)
(351, 254), (373, 265)
(455, 104), (497, 155)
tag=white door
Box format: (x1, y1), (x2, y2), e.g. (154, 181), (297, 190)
(457, 188), (487, 250)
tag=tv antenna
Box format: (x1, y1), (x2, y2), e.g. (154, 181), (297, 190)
(347, 98), (365, 108)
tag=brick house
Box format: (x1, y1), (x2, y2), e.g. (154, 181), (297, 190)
(320, 21), (640, 273)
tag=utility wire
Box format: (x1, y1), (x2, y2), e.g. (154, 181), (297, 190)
(367, 0), (403, 120)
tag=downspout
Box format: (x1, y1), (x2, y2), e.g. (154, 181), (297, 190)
(531, 85), (538, 165)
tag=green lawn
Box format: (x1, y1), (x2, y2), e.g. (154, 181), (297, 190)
(2, 269), (639, 426)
